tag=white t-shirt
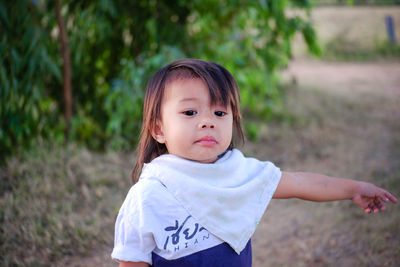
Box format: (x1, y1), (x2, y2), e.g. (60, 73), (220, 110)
(112, 149), (282, 266)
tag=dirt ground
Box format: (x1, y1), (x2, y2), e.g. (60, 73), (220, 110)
(248, 59), (400, 267)
(65, 59), (400, 267)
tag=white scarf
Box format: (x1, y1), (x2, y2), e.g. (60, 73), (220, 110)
(140, 149), (281, 254)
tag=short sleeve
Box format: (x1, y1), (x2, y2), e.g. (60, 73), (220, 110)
(111, 185), (157, 264)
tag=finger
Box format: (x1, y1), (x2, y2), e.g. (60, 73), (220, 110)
(370, 203), (379, 214)
(366, 203), (375, 214)
(379, 195), (389, 203)
(375, 199), (389, 212)
(377, 202), (386, 211)
(373, 204), (380, 213)
(375, 198), (385, 211)
(377, 190), (397, 204)
(379, 190), (396, 202)
(385, 192), (398, 203)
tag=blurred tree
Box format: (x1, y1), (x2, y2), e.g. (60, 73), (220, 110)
(0, 0), (61, 163)
(186, 0), (320, 137)
(55, 0), (72, 139)
(0, 0), (319, 161)
(44, 0), (192, 149)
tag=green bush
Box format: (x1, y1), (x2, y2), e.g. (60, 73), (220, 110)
(104, 46), (186, 150)
(1, 0), (320, 162)
(0, 0), (62, 164)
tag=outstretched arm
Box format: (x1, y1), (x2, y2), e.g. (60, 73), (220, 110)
(273, 172), (397, 213)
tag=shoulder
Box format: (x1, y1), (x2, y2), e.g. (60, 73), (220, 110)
(118, 177), (181, 220)
(122, 178), (168, 208)
(230, 149), (281, 169)
(132, 178), (166, 199)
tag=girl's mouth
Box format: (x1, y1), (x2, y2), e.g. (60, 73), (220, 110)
(195, 136), (217, 146)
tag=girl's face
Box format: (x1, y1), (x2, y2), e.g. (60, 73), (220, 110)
(153, 78), (233, 163)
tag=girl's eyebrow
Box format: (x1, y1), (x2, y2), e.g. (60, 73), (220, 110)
(179, 97), (199, 103)
(179, 97), (227, 108)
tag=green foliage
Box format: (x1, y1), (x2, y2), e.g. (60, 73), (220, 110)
(184, 0), (320, 129)
(1, 0), (320, 161)
(0, 1), (62, 163)
(105, 45), (186, 150)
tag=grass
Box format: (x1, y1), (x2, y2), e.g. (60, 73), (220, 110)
(0, 144), (132, 266)
(322, 39), (400, 61)
(351, 120), (400, 265)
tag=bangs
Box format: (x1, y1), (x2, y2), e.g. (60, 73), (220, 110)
(205, 65), (232, 108)
(165, 61), (237, 109)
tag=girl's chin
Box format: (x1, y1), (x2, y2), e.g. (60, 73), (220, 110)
(182, 154), (219, 164)
(196, 158), (218, 164)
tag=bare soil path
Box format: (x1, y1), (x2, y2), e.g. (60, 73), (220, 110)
(66, 59), (400, 266)
(249, 59), (400, 267)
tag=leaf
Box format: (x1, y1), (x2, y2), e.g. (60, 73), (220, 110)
(0, 2), (8, 29)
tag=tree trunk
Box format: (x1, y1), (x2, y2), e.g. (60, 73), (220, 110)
(55, 0), (72, 141)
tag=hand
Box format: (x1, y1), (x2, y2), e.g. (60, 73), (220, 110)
(352, 182), (397, 214)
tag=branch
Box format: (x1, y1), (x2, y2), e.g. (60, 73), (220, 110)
(55, 0), (72, 141)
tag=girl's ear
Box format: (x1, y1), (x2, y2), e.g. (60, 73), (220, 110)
(151, 121), (166, 144)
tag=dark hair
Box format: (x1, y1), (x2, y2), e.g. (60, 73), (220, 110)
(132, 59), (244, 182)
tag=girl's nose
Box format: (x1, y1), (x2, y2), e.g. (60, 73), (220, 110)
(199, 114), (215, 129)
(201, 123), (215, 129)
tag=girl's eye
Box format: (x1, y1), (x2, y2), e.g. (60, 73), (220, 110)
(214, 111), (226, 117)
(183, 110), (197, 116)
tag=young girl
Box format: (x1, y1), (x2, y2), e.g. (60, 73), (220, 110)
(111, 59), (397, 267)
